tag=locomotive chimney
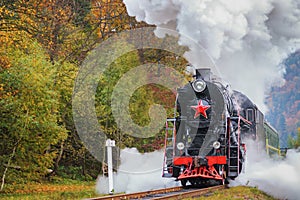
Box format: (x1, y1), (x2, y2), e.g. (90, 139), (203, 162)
(195, 68), (211, 81)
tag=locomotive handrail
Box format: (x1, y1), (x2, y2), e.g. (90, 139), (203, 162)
(266, 139), (281, 155)
(239, 115), (252, 125)
(230, 116), (252, 125)
(166, 118), (176, 121)
(162, 118), (177, 178)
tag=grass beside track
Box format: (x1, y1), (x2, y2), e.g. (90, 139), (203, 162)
(0, 180), (278, 200)
(194, 185), (278, 200)
(0, 179), (97, 200)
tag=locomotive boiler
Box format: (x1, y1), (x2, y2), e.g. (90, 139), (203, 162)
(162, 68), (280, 186)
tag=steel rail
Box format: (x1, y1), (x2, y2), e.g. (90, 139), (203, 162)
(85, 186), (183, 200)
(86, 184), (227, 200)
(151, 185), (227, 200)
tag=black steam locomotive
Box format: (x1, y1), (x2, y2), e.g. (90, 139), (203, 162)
(162, 68), (280, 186)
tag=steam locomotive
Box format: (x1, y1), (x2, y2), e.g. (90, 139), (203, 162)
(162, 68), (280, 186)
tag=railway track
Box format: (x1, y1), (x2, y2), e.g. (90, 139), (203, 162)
(86, 185), (227, 200)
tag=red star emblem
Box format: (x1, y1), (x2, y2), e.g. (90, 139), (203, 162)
(191, 100), (210, 119)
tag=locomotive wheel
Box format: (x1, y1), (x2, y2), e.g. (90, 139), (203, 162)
(221, 176), (226, 185)
(189, 179), (196, 187)
(218, 165), (227, 185)
(181, 179), (187, 187)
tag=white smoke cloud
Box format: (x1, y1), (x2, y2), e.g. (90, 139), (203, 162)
(96, 148), (179, 194)
(95, 146), (300, 199)
(230, 140), (300, 200)
(121, 2), (300, 198)
(123, 0), (300, 112)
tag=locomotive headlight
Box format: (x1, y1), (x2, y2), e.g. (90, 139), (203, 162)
(213, 141), (221, 149)
(177, 142), (185, 150)
(192, 79), (206, 93)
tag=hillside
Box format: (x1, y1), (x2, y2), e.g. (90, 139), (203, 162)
(266, 50), (300, 147)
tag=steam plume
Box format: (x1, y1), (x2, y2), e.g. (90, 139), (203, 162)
(123, 0), (300, 112)
(96, 148), (178, 194)
(231, 140), (300, 199)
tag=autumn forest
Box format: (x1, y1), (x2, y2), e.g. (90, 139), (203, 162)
(0, 0), (299, 197)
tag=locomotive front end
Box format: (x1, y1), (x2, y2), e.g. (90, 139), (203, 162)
(162, 69), (244, 186)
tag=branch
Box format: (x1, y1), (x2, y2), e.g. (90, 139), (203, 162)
(2, 164), (21, 170)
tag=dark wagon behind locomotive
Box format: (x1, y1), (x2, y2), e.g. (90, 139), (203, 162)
(162, 68), (280, 186)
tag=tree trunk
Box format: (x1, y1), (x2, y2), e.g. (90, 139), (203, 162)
(82, 150), (86, 179)
(48, 141), (64, 177)
(1, 140), (19, 191)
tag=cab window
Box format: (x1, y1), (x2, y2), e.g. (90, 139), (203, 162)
(246, 109), (254, 121)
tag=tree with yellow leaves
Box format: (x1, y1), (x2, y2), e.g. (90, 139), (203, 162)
(0, 38), (68, 189)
